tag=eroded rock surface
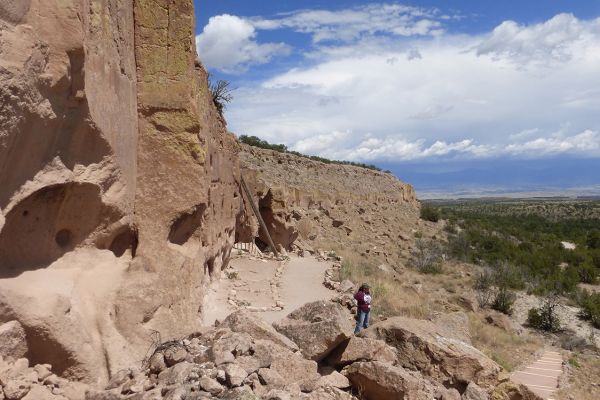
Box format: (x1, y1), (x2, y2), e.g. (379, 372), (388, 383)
(273, 301), (353, 361)
(364, 316), (502, 391)
(0, 0), (239, 383)
(238, 145), (420, 264)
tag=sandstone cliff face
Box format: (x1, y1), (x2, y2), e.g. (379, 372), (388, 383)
(238, 145), (419, 265)
(0, 0), (239, 383)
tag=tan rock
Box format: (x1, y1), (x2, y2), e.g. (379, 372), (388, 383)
(344, 361), (437, 400)
(22, 386), (66, 400)
(484, 311), (514, 332)
(199, 376), (224, 396)
(325, 337), (397, 367)
(364, 316), (501, 389)
(0, 321), (27, 362)
(441, 388), (461, 400)
(491, 382), (543, 400)
(2, 379), (31, 400)
(316, 371), (351, 389)
(239, 144), (419, 258)
(462, 382), (489, 400)
(220, 311), (299, 351)
(273, 301), (353, 361)
(0, 0), (239, 384)
(223, 363), (248, 387)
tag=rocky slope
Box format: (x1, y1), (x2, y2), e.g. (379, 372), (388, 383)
(0, 0), (238, 383)
(237, 144), (420, 265)
(0, 305), (543, 400)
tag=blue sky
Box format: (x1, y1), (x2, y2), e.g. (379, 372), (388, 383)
(194, 1), (600, 197)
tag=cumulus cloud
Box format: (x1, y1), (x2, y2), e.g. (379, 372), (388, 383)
(196, 14), (289, 73)
(251, 3), (448, 43)
(505, 130), (600, 155)
(214, 10), (600, 163)
(477, 13), (600, 65)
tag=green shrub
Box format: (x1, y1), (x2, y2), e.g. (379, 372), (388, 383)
(420, 205), (440, 222)
(576, 262), (598, 284)
(491, 286), (516, 315)
(587, 229), (600, 249)
(447, 232), (470, 261)
(527, 295), (561, 332)
(577, 290), (600, 328)
(474, 268), (495, 308)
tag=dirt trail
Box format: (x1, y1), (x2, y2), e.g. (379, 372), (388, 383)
(201, 254), (336, 326)
(511, 350), (563, 400)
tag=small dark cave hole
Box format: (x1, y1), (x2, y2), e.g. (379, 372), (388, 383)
(254, 237), (268, 252)
(109, 226), (138, 258)
(55, 229), (73, 248)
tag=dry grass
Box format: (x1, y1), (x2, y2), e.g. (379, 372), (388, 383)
(296, 219), (314, 240)
(556, 352), (600, 400)
(468, 313), (543, 371)
(337, 252), (431, 319)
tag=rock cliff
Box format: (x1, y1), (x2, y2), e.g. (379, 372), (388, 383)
(238, 144), (420, 264)
(0, 0), (239, 383)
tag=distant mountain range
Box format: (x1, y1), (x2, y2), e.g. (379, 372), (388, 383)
(379, 157), (600, 199)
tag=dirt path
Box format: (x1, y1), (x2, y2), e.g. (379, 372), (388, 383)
(511, 350), (563, 400)
(201, 254), (336, 326)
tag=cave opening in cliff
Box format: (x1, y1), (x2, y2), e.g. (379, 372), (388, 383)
(0, 182), (108, 277)
(109, 225), (138, 258)
(168, 204), (207, 246)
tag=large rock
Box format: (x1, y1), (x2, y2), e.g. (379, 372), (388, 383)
(219, 311), (299, 352)
(273, 301), (353, 361)
(0, 0), (239, 383)
(462, 382), (489, 400)
(364, 316), (501, 390)
(325, 337), (397, 367)
(491, 382), (543, 400)
(344, 361), (437, 400)
(0, 321), (27, 361)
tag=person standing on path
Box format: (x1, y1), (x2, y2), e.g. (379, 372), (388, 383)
(354, 283), (372, 335)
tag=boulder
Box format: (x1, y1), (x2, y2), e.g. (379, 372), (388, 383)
(273, 301), (353, 361)
(441, 388), (461, 400)
(484, 311), (513, 333)
(462, 382), (489, 400)
(223, 363), (248, 387)
(316, 371), (351, 389)
(325, 337), (397, 367)
(22, 385), (66, 400)
(364, 316), (501, 390)
(220, 311), (299, 351)
(491, 382), (543, 400)
(269, 353), (320, 392)
(433, 312), (472, 344)
(344, 361), (437, 400)
(0, 321), (27, 361)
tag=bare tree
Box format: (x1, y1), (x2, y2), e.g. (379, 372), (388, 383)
(208, 74), (233, 115)
(410, 239), (443, 274)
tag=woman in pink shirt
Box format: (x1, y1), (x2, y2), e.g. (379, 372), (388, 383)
(354, 283), (372, 335)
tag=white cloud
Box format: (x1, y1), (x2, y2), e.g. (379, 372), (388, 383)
(476, 13), (600, 65)
(196, 14), (289, 73)
(220, 12), (600, 162)
(505, 130), (600, 155)
(251, 3), (448, 43)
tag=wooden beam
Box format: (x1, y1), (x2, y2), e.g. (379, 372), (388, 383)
(240, 174), (279, 258)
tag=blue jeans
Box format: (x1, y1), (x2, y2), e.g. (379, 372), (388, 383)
(354, 309), (370, 334)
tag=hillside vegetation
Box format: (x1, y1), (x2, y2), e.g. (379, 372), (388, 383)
(429, 199), (600, 327)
